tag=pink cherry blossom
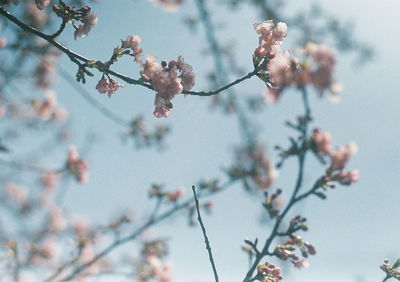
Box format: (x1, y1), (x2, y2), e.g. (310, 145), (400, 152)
(330, 142), (358, 171)
(96, 78), (124, 97)
(336, 169), (359, 185)
(168, 187), (185, 202)
(268, 50), (293, 86)
(294, 259), (309, 269)
(253, 20), (287, 59)
(66, 146), (88, 183)
(313, 128), (332, 155)
(74, 10), (98, 40)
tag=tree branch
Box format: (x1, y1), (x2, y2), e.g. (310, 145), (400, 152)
(0, 6), (257, 98)
(192, 185), (219, 282)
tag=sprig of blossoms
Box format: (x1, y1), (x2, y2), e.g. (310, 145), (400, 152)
(381, 258), (400, 281)
(52, 2), (98, 39)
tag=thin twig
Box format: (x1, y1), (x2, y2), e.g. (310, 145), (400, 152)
(192, 185), (219, 282)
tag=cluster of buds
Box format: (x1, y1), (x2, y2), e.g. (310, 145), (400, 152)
(263, 188), (282, 218)
(228, 144), (278, 191)
(137, 240), (172, 282)
(149, 184), (185, 202)
(108, 213), (132, 233)
(310, 128), (359, 186)
(380, 258), (400, 281)
(254, 261), (283, 282)
(66, 146), (88, 183)
(197, 179), (220, 192)
(53, 2), (98, 39)
(284, 215), (309, 234)
(122, 116), (170, 150)
(274, 235), (316, 268)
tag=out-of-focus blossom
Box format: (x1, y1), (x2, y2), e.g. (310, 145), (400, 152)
(66, 146), (88, 183)
(5, 182), (28, 204)
(330, 142), (358, 171)
(41, 172), (59, 189)
(335, 169), (359, 185)
(48, 205), (67, 232)
(294, 259), (309, 269)
(268, 50), (293, 86)
(312, 128), (332, 156)
(149, 0), (182, 12)
(33, 91), (57, 120)
(35, 55), (56, 89)
(168, 187), (185, 202)
(25, 1), (49, 28)
(35, 0), (51, 10)
(0, 37), (7, 49)
(74, 10), (98, 39)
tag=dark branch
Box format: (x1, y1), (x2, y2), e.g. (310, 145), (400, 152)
(192, 185), (219, 282)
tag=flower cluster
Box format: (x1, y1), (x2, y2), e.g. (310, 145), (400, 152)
(253, 21), (342, 103)
(149, 0), (183, 12)
(121, 35), (143, 63)
(66, 146), (88, 183)
(311, 128), (359, 186)
(253, 20), (287, 60)
(139, 54), (195, 118)
(274, 235), (316, 268)
(95, 77), (124, 98)
(149, 184), (186, 202)
(255, 261), (283, 282)
(228, 144), (278, 191)
(380, 259), (400, 281)
(137, 240), (172, 282)
(52, 2), (98, 39)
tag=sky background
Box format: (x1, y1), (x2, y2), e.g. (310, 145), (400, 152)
(15, 0), (400, 281)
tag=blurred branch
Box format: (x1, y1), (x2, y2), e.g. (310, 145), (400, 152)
(46, 180), (236, 282)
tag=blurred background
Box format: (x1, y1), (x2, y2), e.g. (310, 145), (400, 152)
(1, 0), (400, 281)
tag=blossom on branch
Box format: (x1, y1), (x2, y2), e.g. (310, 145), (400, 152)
(96, 77), (124, 98)
(139, 53), (195, 118)
(74, 9), (98, 40)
